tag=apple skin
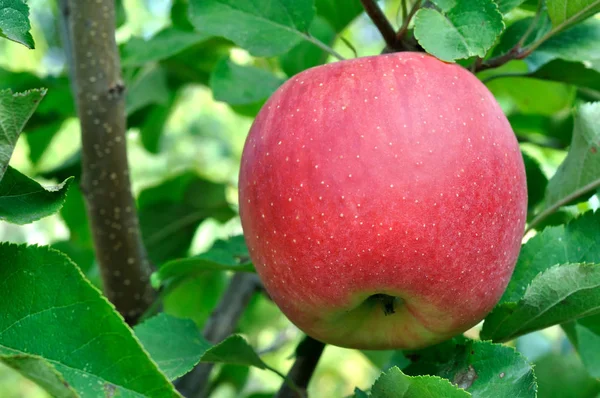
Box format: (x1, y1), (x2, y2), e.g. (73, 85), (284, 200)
(238, 52), (527, 350)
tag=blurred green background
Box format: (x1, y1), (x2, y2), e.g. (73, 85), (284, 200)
(2, 0), (599, 397)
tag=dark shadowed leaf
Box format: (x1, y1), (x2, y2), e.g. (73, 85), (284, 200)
(496, 0), (528, 13)
(563, 313), (600, 378)
(522, 152), (548, 213)
(534, 351), (600, 398)
(126, 66), (170, 115)
(210, 58), (285, 105)
(25, 121), (64, 166)
(0, 243), (178, 397)
(139, 172), (235, 264)
(59, 184), (92, 247)
(138, 102), (174, 154)
(0, 166), (72, 225)
(152, 235), (254, 288)
(280, 16), (336, 77)
(530, 59), (600, 93)
(315, 0), (363, 32)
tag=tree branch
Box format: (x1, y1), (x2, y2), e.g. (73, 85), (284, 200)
(360, 0), (398, 49)
(275, 335), (326, 398)
(175, 272), (262, 398)
(60, 0), (154, 324)
(526, 178), (600, 233)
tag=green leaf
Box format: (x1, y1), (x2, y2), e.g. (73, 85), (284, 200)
(482, 263), (600, 342)
(152, 235), (254, 288)
(491, 15), (552, 60)
(139, 172), (235, 264)
(366, 367), (470, 397)
(315, 0), (363, 32)
(163, 272), (227, 327)
(135, 314), (281, 380)
(404, 339), (536, 397)
(530, 59), (600, 93)
(534, 351), (600, 398)
(25, 121), (64, 165)
(0, 166), (73, 225)
(0, 88), (46, 181)
(280, 16), (336, 77)
(414, 0), (504, 62)
(134, 314), (208, 381)
(486, 77), (575, 116)
(0, 243), (178, 397)
(0, 354), (78, 398)
(496, 0), (528, 13)
(522, 152), (548, 213)
(121, 27), (211, 67)
(188, 0), (315, 57)
(210, 58), (285, 106)
(138, 102), (173, 154)
(564, 314), (600, 378)
(545, 103), (600, 209)
(500, 210), (600, 305)
(0, 69), (74, 131)
(126, 66), (170, 115)
(0, 0), (34, 48)
(526, 19), (600, 71)
(60, 184), (92, 247)
(547, 0), (600, 28)
(508, 112), (573, 148)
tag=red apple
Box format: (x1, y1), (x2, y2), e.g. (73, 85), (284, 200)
(238, 52), (527, 350)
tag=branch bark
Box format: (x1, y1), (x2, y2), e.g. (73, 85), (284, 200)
(176, 273), (262, 397)
(59, 0), (154, 324)
(275, 335), (326, 398)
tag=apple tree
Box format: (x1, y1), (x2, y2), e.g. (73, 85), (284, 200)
(0, 0), (599, 397)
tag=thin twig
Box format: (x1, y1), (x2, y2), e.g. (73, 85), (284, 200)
(360, 0), (398, 49)
(526, 178), (600, 233)
(275, 335), (326, 398)
(475, 46), (524, 72)
(517, 0), (544, 48)
(59, 0), (154, 324)
(401, 0), (408, 21)
(175, 273), (262, 398)
(396, 0), (421, 41)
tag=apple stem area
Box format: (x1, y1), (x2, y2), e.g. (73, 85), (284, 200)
(368, 294), (404, 316)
